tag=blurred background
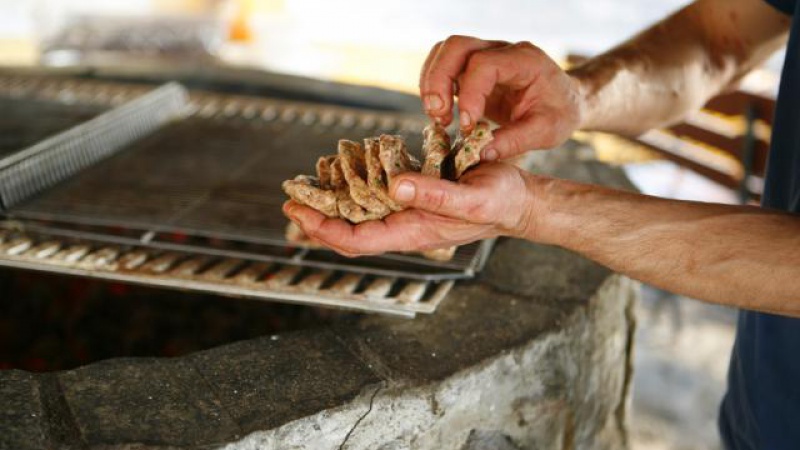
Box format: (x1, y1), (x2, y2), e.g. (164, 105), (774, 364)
(0, 0), (709, 91)
(0, 1), (786, 449)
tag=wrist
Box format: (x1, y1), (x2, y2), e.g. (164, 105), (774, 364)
(510, 172), (558, 244)
(514, 173), (590, 247)
(566, 68), (593, 132)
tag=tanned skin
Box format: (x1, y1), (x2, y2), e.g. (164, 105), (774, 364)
(285, 0), (800, 317)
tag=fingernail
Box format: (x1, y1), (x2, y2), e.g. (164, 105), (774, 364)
(424, 95), (443, 112)
(394, 180), (416, 202)
(483, 147), (498, 161)
(460, 111), (471, 129)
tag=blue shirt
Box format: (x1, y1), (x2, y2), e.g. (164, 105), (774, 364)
(719, 1), (800, 449)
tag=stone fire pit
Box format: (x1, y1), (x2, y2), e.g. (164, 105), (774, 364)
(0, 145), (638, 450)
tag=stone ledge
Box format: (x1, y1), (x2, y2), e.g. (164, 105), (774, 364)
(222, 275), (636, 450)
(0, 371), (47, 450)
(187, 329), (383, 435)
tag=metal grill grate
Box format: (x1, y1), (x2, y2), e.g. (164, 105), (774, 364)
(0, 75), (495, 315)
(0, 228), (452, 317)
(0, 82), (188, 210)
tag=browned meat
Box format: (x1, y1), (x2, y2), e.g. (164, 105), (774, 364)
(330, 157), (347, 189)
(338, 139), (392, 217)
(328, 157), (383, 223)
(282, 175), (339, 218)
(378, 134), (420, 184)
(421, 123), (451, 177)
(364, 137), (403, 211)
(453, 121), (492, 178)
(335, 189), (384, 223)
(315, 155), (336, 189)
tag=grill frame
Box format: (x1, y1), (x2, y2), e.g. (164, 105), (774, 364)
(0, 75), (498, 316)
(0, 227), (453, 317)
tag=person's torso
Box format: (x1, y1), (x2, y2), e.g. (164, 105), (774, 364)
(720, 1), (800, 449)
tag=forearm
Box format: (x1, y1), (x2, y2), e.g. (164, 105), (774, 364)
(567, 0), (789, 136)
(522, 176), (800, 316)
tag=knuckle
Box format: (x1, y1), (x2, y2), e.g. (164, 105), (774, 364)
(443, 34), (471, 48)
(427, 66), (450, 82)
(303, 220), (322, 238)
(467, 50), (489, 66)
(512, 41), (540, 53)
(464, 52), (493, 76)
(421, 69), (449, 93)
(421, 187), (451, 211)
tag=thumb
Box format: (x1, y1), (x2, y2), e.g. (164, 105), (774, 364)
(389, 172), (478, 220)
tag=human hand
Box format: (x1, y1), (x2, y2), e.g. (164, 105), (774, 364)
(282, 162), (538, 257)
(420, 35), (583, 160)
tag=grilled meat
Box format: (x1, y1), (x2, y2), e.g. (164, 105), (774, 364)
(378, 134), (420, 185)
(315, 155), (336, 190)
(421, 122), (451, 177)
(338, 139), (392, 217)
(453, 121), (492, 178)
(283, 121), (494, 261)
(281, 175), (338, 218)
(364, 137), (403, 211)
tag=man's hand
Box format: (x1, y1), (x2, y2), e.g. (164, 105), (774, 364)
(282, 163), (536, 257)
(420, 36), (582, 161)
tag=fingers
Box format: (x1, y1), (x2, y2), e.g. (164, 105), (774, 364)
(283, 201), (430, 256)
(420, 36), (506, 125)
(482, 115), (544, 160)
(419, 41), (442, 105)
(389, 172), (490, 223)
(485, 104), (577, 160)
(456, 42), (544, 132)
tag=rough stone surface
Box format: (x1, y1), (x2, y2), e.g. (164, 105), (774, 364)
(0, 142), (638, 450)
(0, 371), (48, 450)
(220, 276), (636, 450)
(332, 282), (572, 383)
(58, 357), (240, 448)
(461, 430), (523, 450)
(188, 329), (383, 435)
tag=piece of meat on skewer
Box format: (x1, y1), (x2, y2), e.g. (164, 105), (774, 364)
(378, 134), (421, 185)
(338, 139), (392, 217)
(421, 122), (451, 177)
(453, 121), (493, 179)
(282, 175), (339, 218)
(364, 137), (403, 212)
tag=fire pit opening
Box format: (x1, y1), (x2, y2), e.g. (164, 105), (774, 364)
(0, 268), (351, 372)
